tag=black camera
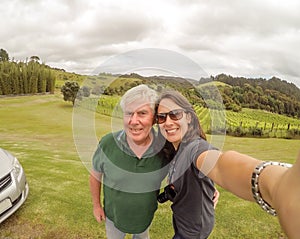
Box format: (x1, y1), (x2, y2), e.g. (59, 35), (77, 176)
(157, 185), (176, 203)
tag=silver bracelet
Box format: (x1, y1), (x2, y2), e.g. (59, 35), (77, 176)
(251, 161), (292, 216)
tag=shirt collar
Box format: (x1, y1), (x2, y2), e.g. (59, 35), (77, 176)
(115, 128), (162, 158)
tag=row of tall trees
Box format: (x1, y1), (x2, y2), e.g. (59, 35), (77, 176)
(0, 49), (56, 95)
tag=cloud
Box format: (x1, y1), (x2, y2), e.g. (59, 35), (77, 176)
(0, 0), (300, 86)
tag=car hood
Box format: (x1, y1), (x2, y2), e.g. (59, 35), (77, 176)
(0, 148), (14, 177)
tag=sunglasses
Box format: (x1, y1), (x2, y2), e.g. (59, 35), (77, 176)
(156, 109), (185, 124)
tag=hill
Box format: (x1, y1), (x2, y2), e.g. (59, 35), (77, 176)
(90, 72), (300, 119)
(210, 73), (300, 101)
(200, 74), (300, 118)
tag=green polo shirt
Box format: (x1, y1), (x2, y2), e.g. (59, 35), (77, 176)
(92, 130), (169, 233)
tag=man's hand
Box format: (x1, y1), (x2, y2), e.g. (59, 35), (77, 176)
(93, 205), (106, 223)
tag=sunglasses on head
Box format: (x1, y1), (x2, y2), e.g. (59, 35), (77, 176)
(156, 109), (186, 124)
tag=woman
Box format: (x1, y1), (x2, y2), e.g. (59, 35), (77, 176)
(155, 90), (300, 239)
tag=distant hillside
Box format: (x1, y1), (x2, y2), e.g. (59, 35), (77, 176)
(95, 72), (300, 118)
(199, 74), (300, 118)
(100, 73), (204, 105)
(210, 73), (300, 101)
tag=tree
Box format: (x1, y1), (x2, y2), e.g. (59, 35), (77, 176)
(30, 55), (40, 63)
(0, 49), (9, 61)
(61, 81), (80, 105)
(81, 86), (91, 97)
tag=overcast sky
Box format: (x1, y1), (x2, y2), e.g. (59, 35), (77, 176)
(1, 0), (300, 87)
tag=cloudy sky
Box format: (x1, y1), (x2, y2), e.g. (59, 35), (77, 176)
(1, 0), (300, 87)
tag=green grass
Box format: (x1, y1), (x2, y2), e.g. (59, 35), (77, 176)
(0, 92), (299, 238)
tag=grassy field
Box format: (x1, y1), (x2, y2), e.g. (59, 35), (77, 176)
(0, 92), (299, 238)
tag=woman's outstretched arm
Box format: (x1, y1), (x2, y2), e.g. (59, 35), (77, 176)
(272, 154), (300, 238)
(197, 150), (300, 238)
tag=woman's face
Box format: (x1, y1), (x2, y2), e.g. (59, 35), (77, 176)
(157, 98), (191, 149)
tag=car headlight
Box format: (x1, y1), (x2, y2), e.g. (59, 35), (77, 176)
(12, 157), (22, 179)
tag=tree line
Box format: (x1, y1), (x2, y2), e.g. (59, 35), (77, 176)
(200, 74), (300, 118)
(0, 48), (55, 95)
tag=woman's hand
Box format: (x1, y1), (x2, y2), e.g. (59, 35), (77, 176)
(213, 188), (220, 209)
(273, 154), (300, 239)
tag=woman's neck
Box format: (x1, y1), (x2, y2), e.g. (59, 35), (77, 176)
(172, 142), (180, 151)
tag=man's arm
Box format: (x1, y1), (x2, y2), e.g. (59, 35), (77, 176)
(89, 170), (106, 223)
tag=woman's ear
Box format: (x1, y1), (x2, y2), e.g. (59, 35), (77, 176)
(186, 112), (192, 124)
(152, 116), (157, 125)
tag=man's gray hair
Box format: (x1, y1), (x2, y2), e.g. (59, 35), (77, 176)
(120, 84), (157, 113)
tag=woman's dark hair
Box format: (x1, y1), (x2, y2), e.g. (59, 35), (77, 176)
(155, 90), (207, 142)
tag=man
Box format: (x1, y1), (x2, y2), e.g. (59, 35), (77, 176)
(90, 84), (219, 239)
(89, 84), (169, 239)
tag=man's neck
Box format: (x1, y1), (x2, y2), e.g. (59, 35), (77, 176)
(127, 133), (153, 159)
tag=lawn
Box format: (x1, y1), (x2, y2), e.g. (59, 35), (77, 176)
(0, 93), (299, 238)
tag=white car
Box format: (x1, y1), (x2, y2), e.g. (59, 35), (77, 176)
(0, 148), (29, 223)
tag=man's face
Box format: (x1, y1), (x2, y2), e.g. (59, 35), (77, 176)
(123, 100), (154, 145)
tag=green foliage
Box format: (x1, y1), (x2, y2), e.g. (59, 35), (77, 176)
(211, 74), (300, 118)
(195, 106), (300, 139)
(0, 48), (9, 61)
(103, 75), (143, 95)
(96, 72), (300, 120)
(99, 73), (205, 108)
(60, 81), (80, 105)
(0, 59), (56, 95)
(54, 70), (85, 88)
(81, 86), (91, 97)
